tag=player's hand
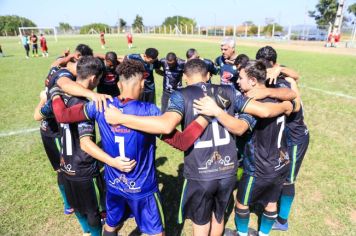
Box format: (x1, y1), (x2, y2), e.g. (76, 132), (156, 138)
(193, 96), (222, 119)
(282, 100), (293, 116)
(284, 76), (297, 85)
(40, 90), (47, 102)
(49, 85), (64, 100)
(267, 66), (281, 84)
(104, 104), (123, 125)
(89, 92), (113, 112)
(111, 156), (136, 173)
(245, 87), (270, 100)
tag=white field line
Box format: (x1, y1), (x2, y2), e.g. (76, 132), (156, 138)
(301, 85), (356, 100)
(0, 127), (39, 138)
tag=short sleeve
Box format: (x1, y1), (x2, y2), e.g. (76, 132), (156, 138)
(167, 91), (184, 116)
(234, 92), (252, 113)
(238, 113), (257, 131)
(78, 120), (95, 138)
(84, 101), (98, 120)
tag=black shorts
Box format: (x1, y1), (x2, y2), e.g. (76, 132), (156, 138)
(140, 90), (156, 104)
(40, 131), (61, 171)
(63, 174), (106, 216)
(24, 44), (30, 51)
(179, 176), (236, 225)
(286, 137), (309, 184)
(32, 44), (38, 50)
(237, 172), (287, 207)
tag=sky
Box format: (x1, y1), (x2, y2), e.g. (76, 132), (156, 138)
(0, 0), (352, 27)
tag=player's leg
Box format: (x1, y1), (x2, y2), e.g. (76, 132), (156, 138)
(235, 174), (255, 236)
(160, 91), (170, 112)
(210, 176), (236, 236)
(259, 202), (278, 236)
(129, 191), (165, 236)
(40, 132), (73, 214)
(274, 138), (309, 230)
(24, 45), (29, 58)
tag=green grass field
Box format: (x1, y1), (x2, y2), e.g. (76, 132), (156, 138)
(0, 34), (355, 236)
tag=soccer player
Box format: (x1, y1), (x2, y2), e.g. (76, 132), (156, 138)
(155, 52), (185, 112)
(215, 37), (239, 89)
(126, 48), (159, 104)
(234, 54), (249, 70)
(104, 58), (296, 236)
(46, 59), (210, 236)
(30, 32), (38, 57)
(126, 32), (133, 49)
(97, 51), (120, 97)
(186, 48), (218, 83)
(55, 56), (105, 236)
(40, 33), (48, 57)
(194, 60), (294, 236)
(255, 46), (309, 231)
(100, 32), (106, 49)
(22, 34), (30, 59)
(0, 44), (4, 57)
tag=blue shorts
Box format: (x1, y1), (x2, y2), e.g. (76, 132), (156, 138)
(286, 137), (309, 184)
(106, 191), (164, 235)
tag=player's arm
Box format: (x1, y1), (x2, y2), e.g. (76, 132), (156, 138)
(154, 60), (164, 76)
(51, 96), (88, 123)
(284, 77), (301, 112)
(51, 53), (76, 67)
(245, 87), (296, 101)
(244, 99), (293, 118)
(193, 96), (250, 136)
(160, 116), (208, 151)
(80, 136), (136, 173)
(56, 77), (112, 112)
(279, 65), (299, 80)
(33, 90), (48, 121)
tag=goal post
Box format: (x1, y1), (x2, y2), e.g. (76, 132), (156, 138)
(18, 27), (57, 42)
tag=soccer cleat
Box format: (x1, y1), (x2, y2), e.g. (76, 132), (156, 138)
(272, 220), (289, 231)
(64, 207), (74, 215)
(223, 228), (237, 236)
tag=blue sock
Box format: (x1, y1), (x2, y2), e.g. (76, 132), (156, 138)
(89, 224), (102, 236)
(58, 184), (71, 209)
(259, 210), (277, 235)
(234, 208), (250, 236)
(278, 184), (295, 224)
(74, 212), (90, 233)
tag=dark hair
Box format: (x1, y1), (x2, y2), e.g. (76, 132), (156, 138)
(186, 48), (198, 59)
(105, 51), (118, 67)
(244, 60), (267, 83)
(75, 44), (93, 56)
(256, 46), (277, 64)
(183, 58), (208, 78)
(235, 54), (249, 69)
(116, 59), (145, 80)
(145, 48), (159, 60)
(166, 52), (177, 62)
(77, 56), (104, 80)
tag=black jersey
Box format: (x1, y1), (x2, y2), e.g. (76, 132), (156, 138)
(167, 83), (249, 181)
(59, 95), (99, 181)
(270, 78), (309, 145)
(126, 54), (160, 92)
(215, 56), (239, 89)
(237, 97), (290, 178)
(158, 58), (185, 93)
(202, 58), (218, 83)
(97, 65), (120, 97)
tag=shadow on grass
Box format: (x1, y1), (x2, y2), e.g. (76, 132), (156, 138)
(156, 156), (185, 236)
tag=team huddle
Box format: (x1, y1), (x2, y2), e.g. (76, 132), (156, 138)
(33, 37), (309, 236)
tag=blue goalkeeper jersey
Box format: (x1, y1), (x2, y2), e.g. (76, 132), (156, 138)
(84, 98), (161, 199)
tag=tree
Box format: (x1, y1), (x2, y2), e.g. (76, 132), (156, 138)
(262, 24), (283, 36)
(243, 21), (254, 26)
(119, 18), (127, 28)
(0, 15), (36, 36)
(59, 22), (72, 32)
(348, 3), (356, 17)
(161, 16), (196, 33)
(80, 23), (110, 34)
(309, 0), (338, 28)
(248, 25), (258, 35)
(132, 15), (144, 32)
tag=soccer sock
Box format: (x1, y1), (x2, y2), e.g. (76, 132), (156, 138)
(57, 172), (71, 209)
(88, 224), (102, 236)
(259, 210), (278, 235)
(74, 212), (90, 233)
(278, 184), (295, 224)
(234, 207), (250, 236)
